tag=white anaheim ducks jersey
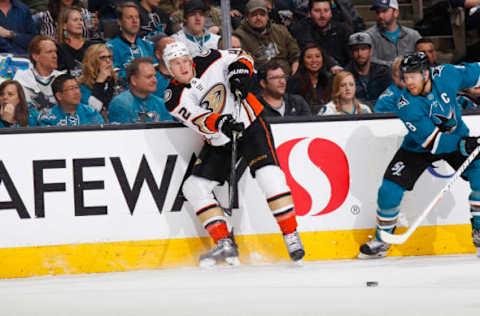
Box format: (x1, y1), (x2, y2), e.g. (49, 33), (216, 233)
(164, 49), (263, 146)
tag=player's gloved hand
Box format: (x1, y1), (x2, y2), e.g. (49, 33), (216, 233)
(228, 61), (251, 100)
(459, 136), (480, 157)
(216, 114), (245, 139)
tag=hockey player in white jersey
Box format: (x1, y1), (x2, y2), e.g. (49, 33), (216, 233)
(163, 41), (305, 266)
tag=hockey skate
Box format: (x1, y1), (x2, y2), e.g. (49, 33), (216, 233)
(472, 227), (480, 258)
(283, 230), (305, 262)
(358, 238), (390, 259)
(199, 235), (239, 267)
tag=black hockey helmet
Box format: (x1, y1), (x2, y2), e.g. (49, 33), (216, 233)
(400, 52), (430, 78)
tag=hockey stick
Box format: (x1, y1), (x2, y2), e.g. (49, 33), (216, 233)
(379, 144), (480, 244)
(224, 91), (243, 216)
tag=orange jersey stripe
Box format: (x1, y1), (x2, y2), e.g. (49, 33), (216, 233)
(246, 93), (264, 116)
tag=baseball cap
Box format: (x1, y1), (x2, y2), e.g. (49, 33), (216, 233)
(183, 0), (207, 16)
(246, 0), (268, 14)
(370, 0), (399, 10)
(348, 32), (373, 47)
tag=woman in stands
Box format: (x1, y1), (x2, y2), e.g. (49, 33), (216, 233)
(56, 7), (96, 78)
(78, 44), (117, 121)
(37, 0), (99, 40)
(321, 71), (371, 115)
(287, 43), (332, 115)
(0, 80), (38, 128)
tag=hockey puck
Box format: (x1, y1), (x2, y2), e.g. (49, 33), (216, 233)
(366, 281), (378, 287)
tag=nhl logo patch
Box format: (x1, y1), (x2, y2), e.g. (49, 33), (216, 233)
(164, 89), (172, 103)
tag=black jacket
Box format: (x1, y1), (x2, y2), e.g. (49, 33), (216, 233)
(258, 94), (312, 118)
(289, 18), (351, 66)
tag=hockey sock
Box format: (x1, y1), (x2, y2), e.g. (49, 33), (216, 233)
(267, 192), (297, 235)
(196, 204), (229, 243)
(375, 208), (399, 241)
(469, 191), (480, 230)
(471, 206), (480, 230)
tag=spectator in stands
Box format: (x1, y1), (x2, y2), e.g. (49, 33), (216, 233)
(0, 0), (37, 55)
(21, 0), (48, 14)
(321, 71), (371, 115)
(330, 0), (366, 33)
(415, 38), (438, 67)
(345, 32), (392, 110)
(153, 35), (174, 100)
(366, 0), (421, 65)
(458, 86), (480, 111)
(56, 7), (95, 77)
(258, 61), (312, 117)
(172, 0), (220, 57)
(0, 80), (38, 127)
(287, 43), (331, 114)
(289, 0), (351, 66)
(107, 2), (154, 83)
(374, 55), (404, 113)
(38, 0), (98, 40)
(39, 73), (104, 125)
(169, 0), (224, 35)
(88, 0), (119, 20)
(234, 0), (300, 75)
(14, 35), (64, 111)
(138, 0), (173, 39)
(78, 43), (117, 120)
(108, 57), (173, 123)
(217, 34), (242, 49)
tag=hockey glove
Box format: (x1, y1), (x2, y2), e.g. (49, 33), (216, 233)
(228, 61), (251, 100)
(459, 136), (480, 157)
(215, 114), (244, 139)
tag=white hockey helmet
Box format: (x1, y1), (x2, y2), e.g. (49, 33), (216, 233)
(163, 42), (191, 72)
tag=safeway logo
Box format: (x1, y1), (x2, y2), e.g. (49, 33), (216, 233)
(277, 138), (350, 216)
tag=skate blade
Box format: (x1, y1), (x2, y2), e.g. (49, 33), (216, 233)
(291, 259), (304, 267)
(226, 256), (240, 266)
(199, 258), (216, 268)
(476, 248), (480, 258)
(357, 251), (387, 260)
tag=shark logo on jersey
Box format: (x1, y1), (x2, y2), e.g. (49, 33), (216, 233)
(137, 110), (160, 122)
(432, 106), (457, 133)
(199, 83), (227, 113)
(398, 96), (409, 109)
(431, 65), (444, 78)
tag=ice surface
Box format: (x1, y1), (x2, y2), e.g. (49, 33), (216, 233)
(1, 255), (479, 316)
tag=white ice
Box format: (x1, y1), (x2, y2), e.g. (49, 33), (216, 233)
(1, 255), (480, 316)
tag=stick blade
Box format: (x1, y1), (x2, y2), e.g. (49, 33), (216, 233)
(378, 230), (409, 245)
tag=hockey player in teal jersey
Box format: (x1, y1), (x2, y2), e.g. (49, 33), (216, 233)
(360, 52), (480, 258)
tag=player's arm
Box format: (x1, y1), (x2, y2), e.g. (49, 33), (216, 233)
(220, 50), (254, 100)
(398, 106), (461, 154)
(444, 63), (480, 91)
(165, 85), (243, 139)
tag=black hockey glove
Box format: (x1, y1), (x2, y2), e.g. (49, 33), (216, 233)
(228, 61), (251, 100)
(215, 114), (245, 139)
(459, 136), (480, 157)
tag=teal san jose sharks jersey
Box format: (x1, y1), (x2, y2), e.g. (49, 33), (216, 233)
(397, 63), (480, 155)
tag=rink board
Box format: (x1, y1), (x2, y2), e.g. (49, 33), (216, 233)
(0, 115), (479, 278)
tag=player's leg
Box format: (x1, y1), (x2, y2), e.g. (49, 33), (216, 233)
(447, 154), (480, 254)
(240, 115), (305, 261)
(359, 148), (432, 258)
(182, 144), (239, 266)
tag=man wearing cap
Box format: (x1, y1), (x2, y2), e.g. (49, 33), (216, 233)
(366, 0), (421, 65)
(345, 32), (392, 109)
(234, 0), (300, 75)
(171, 0), (220, 57)
(289, 0), (351, 66)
